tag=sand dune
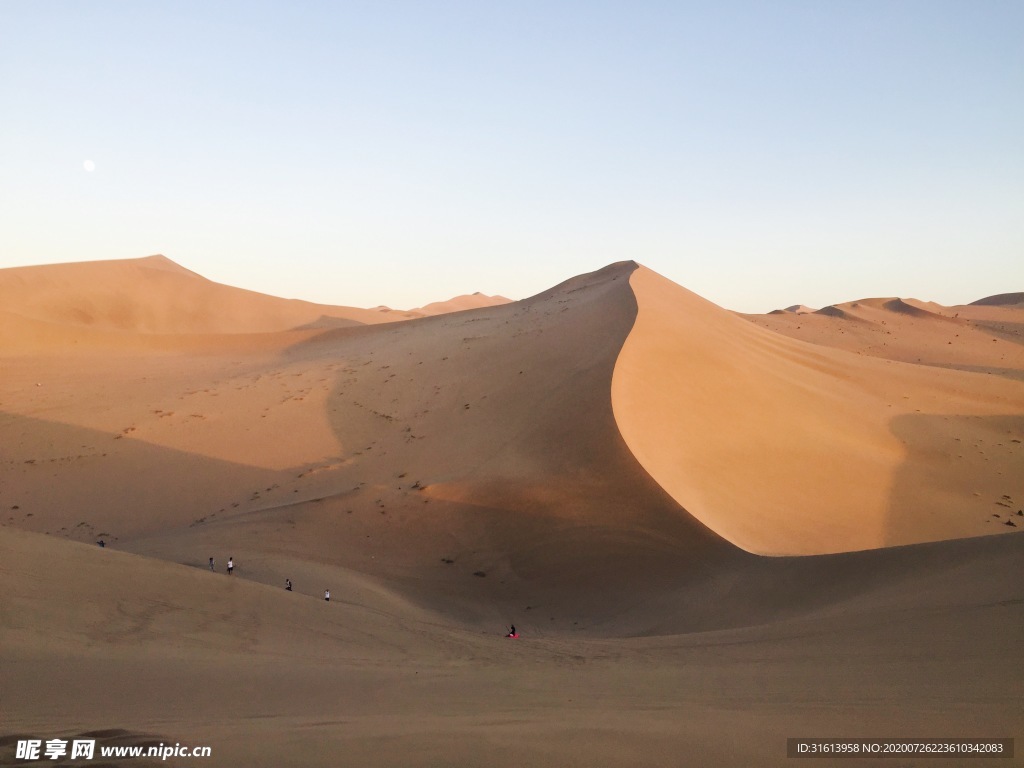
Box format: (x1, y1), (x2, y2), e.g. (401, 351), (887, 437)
(745, 291), (1024, 381)
(2, 257), (1022, 766)
(411, 291), (513, 316)
(770, 303), (816, 314)
(0, 255), (430, 340)
(614, 267), (1024, 555)
(0, 256), (515, 356)
(972, 291), (1024, 306)
(3, 261), (731, 628)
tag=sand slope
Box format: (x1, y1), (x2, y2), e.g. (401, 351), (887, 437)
(612, 267), (1024, 555)
(3, 517), (1021, 768)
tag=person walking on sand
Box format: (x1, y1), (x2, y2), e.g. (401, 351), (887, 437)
(209, 557), (215, 572)
(285, 579), (292, 591)
(227, 557), (234, 575)
(324, 589), (330, 602)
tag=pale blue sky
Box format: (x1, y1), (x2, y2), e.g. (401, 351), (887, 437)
(1, 1), (1021, 312)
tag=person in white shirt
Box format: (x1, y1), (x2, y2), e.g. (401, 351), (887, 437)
(324, 589), (330, 602)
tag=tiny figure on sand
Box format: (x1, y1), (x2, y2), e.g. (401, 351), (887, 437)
(227, 557), (234, 575)
(506, 624), (518, 638)
(324, 589), (330, 602)
(209, 557), (215, 571)
(285, 579), (292, 591)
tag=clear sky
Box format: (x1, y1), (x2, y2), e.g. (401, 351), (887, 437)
(1, 1), (1021, 312)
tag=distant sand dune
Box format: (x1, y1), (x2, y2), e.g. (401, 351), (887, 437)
(971, 291), (1024, 306)
(745, 289), (1024, 380)
(411, 292), (513, 316)
(0, 255), (510, 344)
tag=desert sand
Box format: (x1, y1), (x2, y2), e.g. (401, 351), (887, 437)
(1, 257), (1022, 767)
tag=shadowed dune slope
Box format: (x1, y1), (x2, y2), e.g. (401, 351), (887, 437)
(613, 267), (1024, 555)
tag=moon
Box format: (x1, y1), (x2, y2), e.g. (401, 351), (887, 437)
(83, 160), (95, 172)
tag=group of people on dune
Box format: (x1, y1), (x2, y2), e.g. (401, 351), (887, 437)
(205, 555), (517, 634)
(208, 556), (330, 600)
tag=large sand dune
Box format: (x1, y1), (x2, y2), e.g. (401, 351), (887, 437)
(0, 255), (408, 337)
(1, 256), (1022, 767)
(0, 255), (512, 353)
